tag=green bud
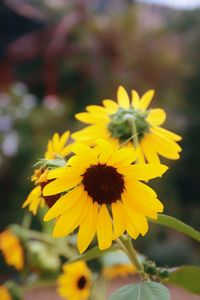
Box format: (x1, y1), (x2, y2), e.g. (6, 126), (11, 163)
(143, 260), (158, 275)
(158, 267), (170, 279)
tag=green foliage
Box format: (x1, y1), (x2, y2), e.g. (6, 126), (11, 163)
(109, 281), (170, 300)
(168, 265), (200, 295)
(69, 245), (119, 263)
(152, 214), (200, 242)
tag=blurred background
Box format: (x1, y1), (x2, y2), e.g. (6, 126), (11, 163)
(0, 0), (200, 276)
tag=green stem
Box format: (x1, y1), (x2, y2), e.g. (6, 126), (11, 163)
(130, 117), (139, 149)
(126, 116), (139, 162)
(117, 235), (147, 279)
(22, 212), (32, 229)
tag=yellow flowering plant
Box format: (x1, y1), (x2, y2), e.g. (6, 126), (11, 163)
(2, 86), (200, 300)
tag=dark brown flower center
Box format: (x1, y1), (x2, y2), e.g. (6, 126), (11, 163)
(40, 180), (61, 208)
(77, 276), (87, 290)
(82, 164), (124, 205)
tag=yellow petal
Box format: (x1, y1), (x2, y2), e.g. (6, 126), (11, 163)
(107, 148), (137, 166)
(22, 186), (41, 208)
(131, 89), (140, 109)
(60, 145), (71, 157)
(152, 126), (182, 141)
(78, 201), (98, 253)
(125, 180), (163, 211)
(123, 200), (149, 236)
(136, 146), (146, 164)
(60, 131), (70, 147)
(75, 112), (109, 124)
(86, 105), (108, 115)
(117, 86), (130, 109)
(102, 99), (119, 114)
(47, 167), (68, 179)
(71, 143), (98, 164)
(72, 124), (108, 142)
(146, 109), (166, 126)
(95, 139), (113, 164)
(138, 90), (155, 110)
(149, 131), (181, 159)
(151, 128), (182, 152)
(125, 179), (157, 198)
(125, 216), (139, 239)
(53, 193), (89, 237)
(141, 135), (160, 164)
(97, 204), (113, 250)
(52, 132), (59, 147)
(112, 201), (126, 240)
(29, 197), (43, 215)
(122, 189), (159, 219)
(118, 163), (168, 181)
(43, 176), (81, 196)
(43, 186), (85, 221)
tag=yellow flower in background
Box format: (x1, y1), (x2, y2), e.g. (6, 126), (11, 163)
(0, 285), (12, 300)
(103, 264), (136, 280)
(72, 86), (182, 164)
(45, 131), (71, 160)
(43, 140), (167, 253)
(58, 261), (92, 300)
(23, 131), (71, 214)
(0, 229), (24, 270)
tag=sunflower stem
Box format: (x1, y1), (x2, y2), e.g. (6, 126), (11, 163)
(22, 212), (32, 229)
(117, 235), (147, 279)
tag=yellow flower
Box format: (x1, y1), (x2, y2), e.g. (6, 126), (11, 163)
(45, 131), (71, 160)
(72, 86), (182, 164)
(23, 131), (71, 214)
(58, 261), (92, 300)
(103, 264), (136, 280)
(43, 140), (168, 253)
(0, 229), (24, 270)
(0, 285), (12, 300)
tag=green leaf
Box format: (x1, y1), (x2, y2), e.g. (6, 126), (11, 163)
(168, 265), (200, 295)
(109, 281), (170, 300)
(151, 214), (200, 243)
(68, 245), (119, 263)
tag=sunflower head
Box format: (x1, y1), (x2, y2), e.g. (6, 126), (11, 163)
(72, 86), (182, 164)
(43, 140), (167, 253)
(0, 229), (24, 270)
(23, 131), (71, 215)
(58, 261), (92, 300)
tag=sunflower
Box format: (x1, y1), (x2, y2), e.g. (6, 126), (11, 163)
(0, 229), (24, 270)
(0, 286), (12, 300)
(43, 140), (167, 253)
(103, 264), (136, 280)
(71, 86), (182, 164)
(58, 261), (92, 300)
(102, 250), (137, 280)
(23, 131), (71, 214)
